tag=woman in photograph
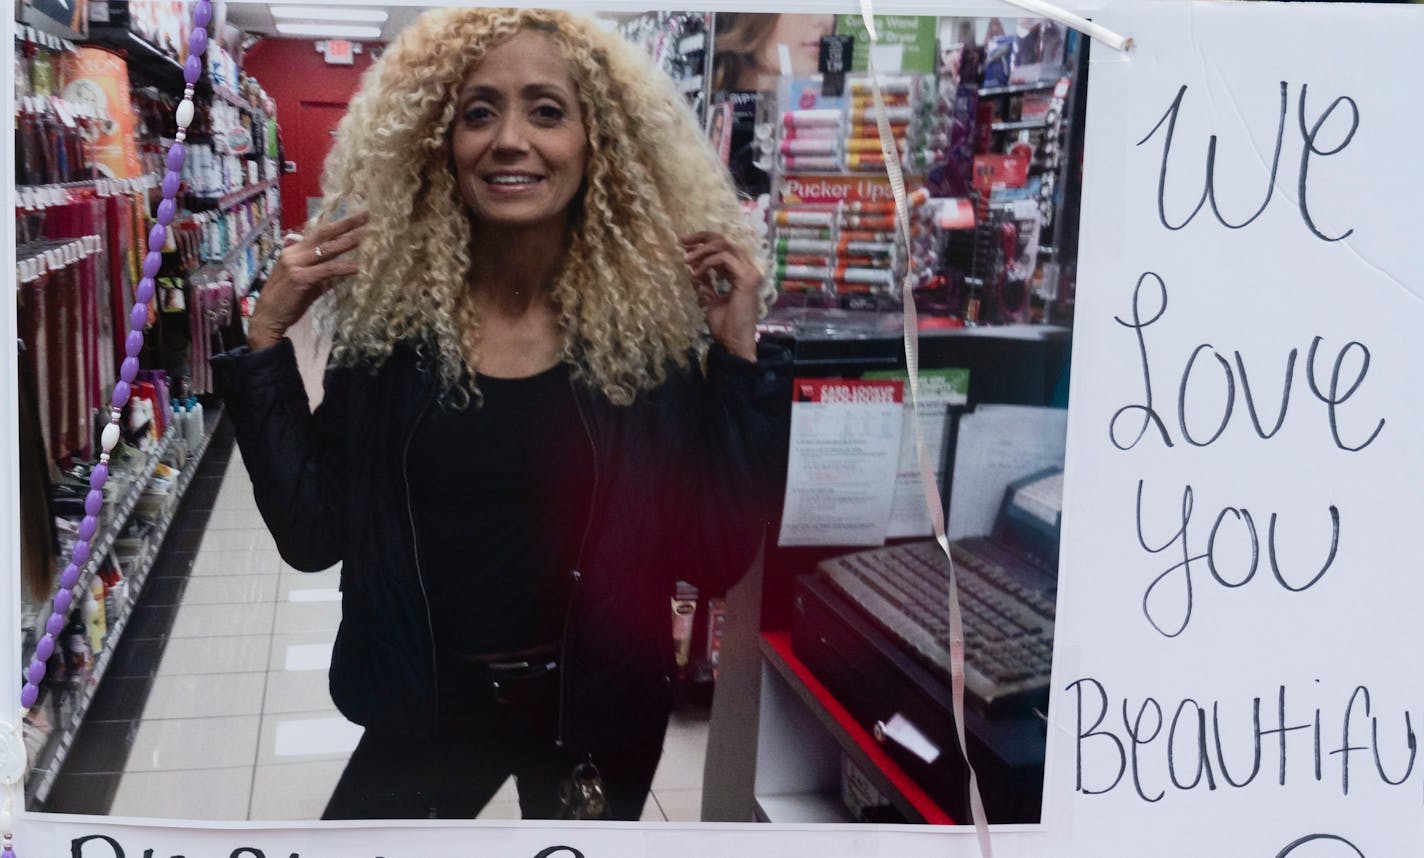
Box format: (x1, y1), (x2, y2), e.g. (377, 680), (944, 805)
(711, 13), (838, 91)
(214, 7), (788, 822)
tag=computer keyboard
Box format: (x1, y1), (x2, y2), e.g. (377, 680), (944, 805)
(819, 538), (1056, 714)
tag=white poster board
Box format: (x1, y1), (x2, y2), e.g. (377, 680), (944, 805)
(1053, 4), (1424, 858)
(6, 2), (1423, 858)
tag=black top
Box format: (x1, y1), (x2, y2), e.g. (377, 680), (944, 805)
(406, 362), (594, 657)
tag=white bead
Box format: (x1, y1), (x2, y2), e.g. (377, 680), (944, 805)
(101, 422), (121, 452)
(175, 99), (195, 129)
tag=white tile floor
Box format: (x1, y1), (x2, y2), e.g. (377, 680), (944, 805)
(108, 449), (710, 821)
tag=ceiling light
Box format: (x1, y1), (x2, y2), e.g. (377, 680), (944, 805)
(269, 6), (388, 23)
(274, 22), (383, 38)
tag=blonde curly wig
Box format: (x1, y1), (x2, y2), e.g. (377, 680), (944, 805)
(313, 7), (768, 407)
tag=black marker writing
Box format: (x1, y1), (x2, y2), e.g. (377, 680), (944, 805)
(1136, 479), (1340, 637)
(1111, 273), (1384, 452)
(1138, 82), (1358, 240)
(1297, 85), (1360, 242)
(1070, 679), (1421, 802)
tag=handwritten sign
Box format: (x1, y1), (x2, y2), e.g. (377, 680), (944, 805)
(1053, 4), (1422, 858)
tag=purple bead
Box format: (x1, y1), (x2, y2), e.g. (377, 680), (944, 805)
(162, 169), (182, 198)
(189, 27), (208, 59)
(121, 356), (140, 383)
(126, 329), (146, 357)
(46, 613), (65, 636)
(184, 54), (203, 85)
(79, 515), (99, 542)
(142, 251), (163, 278)
(28, 661), (46, 685)
(86, 488), (105, 516)
(130, 302), (149, 330)
(195, 1), (212, 28)
(149, 224), (168, 250)
(167, 142), (186, 173)
(136, 277), (156, 306)
(55, 589), (74, 614)
(36, 633), (55, 661)
(112, 379), (132, 409)
(21, 683), (39, 709)
(157, 198), (176, 226)
(90, 464), (108, 489)
(73, 541), (91, 565)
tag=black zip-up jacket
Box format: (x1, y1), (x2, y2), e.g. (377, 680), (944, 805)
(212, 337), (789, 755)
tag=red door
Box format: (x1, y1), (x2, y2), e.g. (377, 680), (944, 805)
(286, 101), (350, 232)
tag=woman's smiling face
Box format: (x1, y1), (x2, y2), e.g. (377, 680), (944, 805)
(451, 30), (589, 232)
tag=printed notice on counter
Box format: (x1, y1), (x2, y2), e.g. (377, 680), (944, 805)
(864, 368), (969, 538)
(777, 378), (904, 547)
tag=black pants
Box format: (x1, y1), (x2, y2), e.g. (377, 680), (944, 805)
(322, 659), (663, 820)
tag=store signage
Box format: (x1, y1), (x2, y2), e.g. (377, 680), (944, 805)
(1052, 4), (1421, 858)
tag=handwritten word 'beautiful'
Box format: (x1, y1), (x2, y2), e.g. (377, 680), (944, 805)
(1069, 679), (1420, 802)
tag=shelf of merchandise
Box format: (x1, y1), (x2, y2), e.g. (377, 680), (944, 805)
(211, 85), (262, 117)
(86, 25), (211, 97)
(24, 404), (224, 808)
(990, 118), (1049, 132)
(755, 632), (953, 825)
(185, 211), (279, 285)
(977, 80), (1058, 98)
(19, 430), (177, 665)
(200, 176), (277, 213)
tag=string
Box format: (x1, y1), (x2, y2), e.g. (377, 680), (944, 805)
(855, 4), (995, 856)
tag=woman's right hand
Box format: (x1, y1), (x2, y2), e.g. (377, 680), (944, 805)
(247, 211), (368, 351)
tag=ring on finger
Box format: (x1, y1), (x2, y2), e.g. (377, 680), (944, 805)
(313, 244), (326, 260)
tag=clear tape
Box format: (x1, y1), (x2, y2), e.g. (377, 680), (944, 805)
(857, 2), (995, 855)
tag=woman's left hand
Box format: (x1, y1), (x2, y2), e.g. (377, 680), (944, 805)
(681, 232), (761, 362)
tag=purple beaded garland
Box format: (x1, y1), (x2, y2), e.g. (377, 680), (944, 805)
(142, 250), (163, 279)
(189, 28), (207, 58)
(184, 54), (203, 85)
(16, 7), (201, 855)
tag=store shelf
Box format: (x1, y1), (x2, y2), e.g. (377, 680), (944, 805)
(977, 80), (1058, 98)
(212, 85), (262, 117)
(86, 25), (210, 97)
(755, 793), (855, 824)
(187, 177), (278, 214)
(185, 212), (279, 285)
(758, 632), (953, 825)
(24, 403), (224, 808)
(20, 429), (177, 667)
(991, 118), (1049, 132)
